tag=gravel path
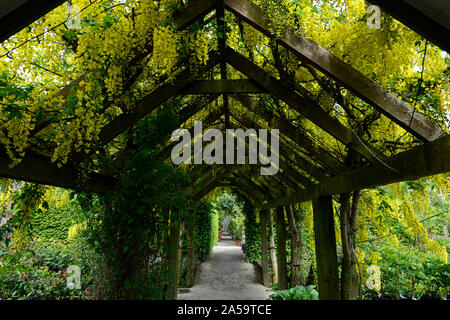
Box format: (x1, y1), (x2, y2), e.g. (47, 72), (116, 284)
(178, 237), (273, 300)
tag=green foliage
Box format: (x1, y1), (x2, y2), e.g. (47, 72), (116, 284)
(0, 237), (94, 300)
(73, 106), (192, 299)
(270, 285), (319, 300)
(229, 213), (245, 240)
(212, 191), (245, 240)
(240, 194), (261, 263)
(362, 244), (449, 299)
(213, 192), (243, 218)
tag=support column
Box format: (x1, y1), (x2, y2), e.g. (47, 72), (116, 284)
(312, 196), (340, 300)
(268, 211), (278, 285)
(186, 211), (196, 288)
(287, 204), (303, 288)
(260, 209), (270, 286)
(166, 210), (181, 300)
(275, 206), (288, 290)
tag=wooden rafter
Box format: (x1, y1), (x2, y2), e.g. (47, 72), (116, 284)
(99, 52), (220, 145)
(186, 80), (265, 94)
(259, 134), (450, 209)
(368, 0), (450, 54)
(233, 95), (348, 175)
(0, 149), (114, 193)
(227, 113), (313, 188)
(226, 47), (384, 162)
(223, 0), (443, 142)
(0, 0), (65, 43)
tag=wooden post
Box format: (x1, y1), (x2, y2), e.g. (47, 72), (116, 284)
(186, 212), (196, 287)
(287, 204), (303, 288)
(268, 211), (278, 285)
(275, 206), (288, 290)
(312, 196), (340, 300)
(177, 221), (184, 286)
(260, 209), (270, 286)
(166, 210), (181, 300)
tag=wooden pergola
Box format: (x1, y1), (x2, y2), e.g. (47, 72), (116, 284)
(1, 0), (449, 299)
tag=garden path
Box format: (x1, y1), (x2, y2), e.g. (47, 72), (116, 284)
(178, 235), (273, 300)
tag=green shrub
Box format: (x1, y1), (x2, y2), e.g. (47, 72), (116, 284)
(229, 214), (245, 240)
(242, 196), (261, 263)
(31, 203), (81, 241)
(270, 286), (319, 300)
(361, 245), (449, 299)
(194, 202), (216, 261)
(0, 238), (94, 300)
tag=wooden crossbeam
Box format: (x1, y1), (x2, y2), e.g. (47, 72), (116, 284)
(228, 179), (264, 205)
(234, 95), (347, 175)
(259, 134), (450, 209)
(99, 52), (220, 145)
(224, 0), (443, 142)
(172, 0), (216, 30)
(226, 47), (386, 161)
(0, 150), (115, 193)
(227, 113), (313, 188)
(29, 0), (215, 138)
(158, 110), (224, 161)
(185, 80), (265, 94)
(225, 120), (307, 189)
(105, 95), (220, 174)
(368, 0), (450, 54)
(0, 0), (65, 43)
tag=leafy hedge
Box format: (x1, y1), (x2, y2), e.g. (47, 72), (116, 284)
(241, 195), (261, 263)
(31, 203), (81, 241)
(194, 202), (218, 261)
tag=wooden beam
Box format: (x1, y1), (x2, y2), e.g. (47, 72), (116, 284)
(166, 210), (182, 300)
(158, 110), (224, 161)
(0, 150), (114, 193)
(226, 47), (382, 161)
(275, 206), (288, 290)
(99, 52), (219, 145)
(172, 0), (216, 30)
(226, 119), (310, 188)
(185, 80), (265, 94)
(260, 209), (270, 287)
(313, 195), (340, 300)
(224, 0), (442, 142)
(0, 0), (65, 43)
(233, 95), (333, 180)
(216, 0), (230, 128)
(232, 95), (347, 175)
(30, 0), (215, 138)
(260, 134), (450, 209)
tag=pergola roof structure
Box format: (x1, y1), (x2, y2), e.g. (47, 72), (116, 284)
(0, 0), (449, 210)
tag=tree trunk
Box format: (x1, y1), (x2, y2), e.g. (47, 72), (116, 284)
(313, 196), (340, 300)
(268, 211), (278, 285)
(166, 210), (181, 300)
(275, 206), (288, 290)
(260, 209), (270, 286)
(339, 190), (361, 300)
(287, 205), (303, 288)
(186, 212), (196, 287)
